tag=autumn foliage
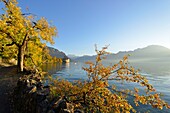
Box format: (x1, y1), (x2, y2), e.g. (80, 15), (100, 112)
(0, 0), (57, 72)
(0, 0), (169, 112)
(49, 46), (170, 113)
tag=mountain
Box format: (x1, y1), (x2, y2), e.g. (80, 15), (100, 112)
(75, 45), (170, 62)
(75, 55), (96, 62)
(108, 45), (170, 60)
(67, 54), (79, 60)
(47, 47), (68, 59)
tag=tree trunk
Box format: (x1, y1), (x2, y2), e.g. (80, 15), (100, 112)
(17, 34), (28, 72)
(18, 46), (24, 72)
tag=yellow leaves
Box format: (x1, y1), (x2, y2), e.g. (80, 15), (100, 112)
(80, 46), (170, 112)
(96, 55), (101, 62)
(50, 79), (79, 97)
(1, 0), (58, 70)
(35, 17), (57, 44)
(3, 3), (169, 112)
(119, 60), (123, 65)
(152, 104), (163, 110)
(85, 61), (94, 66)
(153, 93), (159, 99)
(133, 92), (170, 110)
(18, 22), (23, 28)
(123, 55), (129, 61)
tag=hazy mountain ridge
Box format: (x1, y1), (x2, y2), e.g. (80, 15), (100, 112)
(75, 55), (96, 62)
(75, 45), (170, 62)
(67, 54), (79, 60)
(47, 47), (68, 59)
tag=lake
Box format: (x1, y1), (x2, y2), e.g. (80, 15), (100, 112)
(42, 61), (170, 113)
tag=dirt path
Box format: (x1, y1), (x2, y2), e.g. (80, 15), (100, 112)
(0, 66), (20, 113)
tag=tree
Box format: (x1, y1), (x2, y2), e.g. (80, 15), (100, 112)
(0, 0), (57, 72)
(49, 46), (170, 113)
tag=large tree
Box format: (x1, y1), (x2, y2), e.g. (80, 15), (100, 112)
(0, 0), (57, 72)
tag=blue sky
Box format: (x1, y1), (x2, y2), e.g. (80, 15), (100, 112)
(1, 0), (170, 56)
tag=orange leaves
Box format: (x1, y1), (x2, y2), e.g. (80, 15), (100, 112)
(153, 93), (159, 99)
(95, 44), (110, 55)
(85, 61), (94, 66)
(48, 46), (170, 112)
(50, 78), (81, 98)
(133, 92), (170, 110)
(96, 55), (101, 62)
(168, 105), (170, 109)
(123, 55), (129, 61)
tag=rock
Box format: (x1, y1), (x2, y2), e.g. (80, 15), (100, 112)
(74, 109), (84, 113)
(53, 98), (67, 112)
(12, 73), (85, 113)
(36, 98), (49, 113)
(47, 110), (55, 113)
(61, 109), (71, 113)
(28, 86), (37, 93)
(12, 73), (50, 113)
(36, 87), (50, 96)
(51, 97), (74, 113)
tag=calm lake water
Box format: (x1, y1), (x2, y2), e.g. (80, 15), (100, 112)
(42, 61), (170, 113)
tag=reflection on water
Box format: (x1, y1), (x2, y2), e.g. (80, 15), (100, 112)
(42, 62), (87, 80)
(41, 63), (62, 75)
(65, 62), (70, 68)
(42, 62), (170, 113)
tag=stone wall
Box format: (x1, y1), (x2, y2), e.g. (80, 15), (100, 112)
(12, 73), (84, 113)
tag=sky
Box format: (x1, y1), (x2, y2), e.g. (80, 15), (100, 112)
(1, 0), (170, 56)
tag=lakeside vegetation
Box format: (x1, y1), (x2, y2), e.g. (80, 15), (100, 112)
(49, 46), (170, 112)
(0, 0), (57, 72)
(0, 0), (170, 112)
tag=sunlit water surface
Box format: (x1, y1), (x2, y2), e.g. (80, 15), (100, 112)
(42, 61), (170, 113)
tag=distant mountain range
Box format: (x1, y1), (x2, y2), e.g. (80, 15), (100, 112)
(47, 45), (170, 75)
(74, 45), (170, 62)
(47, 47), (68, 59)
(67, 54), (79, 60)
(47, 45), (170, 63)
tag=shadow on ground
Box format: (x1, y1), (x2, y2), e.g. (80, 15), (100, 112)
(0, 66), (20, 113)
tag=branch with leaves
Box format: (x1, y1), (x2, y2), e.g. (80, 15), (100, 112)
(0, 0), (57, 71)
(49, 46), (170, 113)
